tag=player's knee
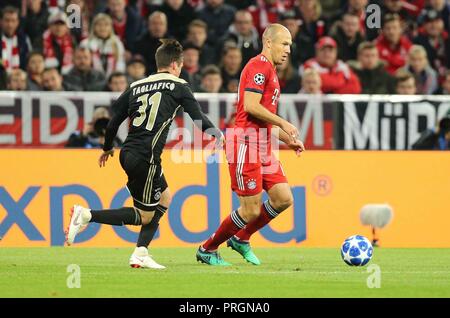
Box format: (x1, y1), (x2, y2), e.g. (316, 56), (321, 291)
(160, 194), (172, 208)
(241, 206), (261, 222)
(272, 193), (294, 212)
(139, 211), (153, 225)
(159, 189), (172, 208)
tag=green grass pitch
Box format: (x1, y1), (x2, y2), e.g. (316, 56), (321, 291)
(1, 247), (449, 297)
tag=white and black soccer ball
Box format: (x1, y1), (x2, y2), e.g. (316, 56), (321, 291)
(253, 73), (265, 85)
(340, 235), (373, 266)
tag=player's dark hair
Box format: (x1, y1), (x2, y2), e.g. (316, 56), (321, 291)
(155, 39), (184, 69)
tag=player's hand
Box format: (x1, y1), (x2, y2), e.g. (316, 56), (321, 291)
(98, 149), (114, 167)
(288, 139), (305, 157)
(281, 121), (299, 142)
(215, 132), (225, 149)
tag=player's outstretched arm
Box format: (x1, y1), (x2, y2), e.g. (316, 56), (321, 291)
(100, 89), (131, 167)
(244, 91), (299, 142)
(182, 86), (224, 143)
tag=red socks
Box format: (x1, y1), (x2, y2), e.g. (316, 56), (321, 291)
(202, 201), (280, 251)
(202, 209), (247, 251)
(235, 200), (279, 242)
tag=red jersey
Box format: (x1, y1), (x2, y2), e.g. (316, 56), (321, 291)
(235, 54), (280, 145)
(227, 54), (286, 195)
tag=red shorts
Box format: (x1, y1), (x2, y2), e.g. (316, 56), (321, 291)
(226, 141), (288, 196)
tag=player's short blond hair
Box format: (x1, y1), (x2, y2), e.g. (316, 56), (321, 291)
(262, 23), (290, 43)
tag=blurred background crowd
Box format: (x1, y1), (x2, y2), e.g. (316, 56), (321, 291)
(0, 0), (449, 95)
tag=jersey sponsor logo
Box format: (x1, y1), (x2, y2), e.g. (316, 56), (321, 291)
(247, 179), (257, 190)
(254, 73), (265, 85)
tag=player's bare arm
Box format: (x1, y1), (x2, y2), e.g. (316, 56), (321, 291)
(272, 127), (305, 156)
(182, 85), (224, 146)
(244, 90), (299, 141)
(183, 100), (223, 140)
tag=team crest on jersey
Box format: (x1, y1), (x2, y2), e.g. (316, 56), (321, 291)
(254, 73), (265, 85)
(154, 191), (161, 201)
(247, 179), (257, 190)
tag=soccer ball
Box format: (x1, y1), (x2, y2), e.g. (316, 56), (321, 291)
(340, 235), (373, 266)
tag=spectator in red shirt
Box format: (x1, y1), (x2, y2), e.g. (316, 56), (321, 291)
(43, 12), (75, 75)
(1, 6), (32, 72)
(300, 36), (361, 94)
(81, 13), (126, 78)
(247, 0), (286, 35)
(105, 0), (144, 53)
(376, 13), (412, 74)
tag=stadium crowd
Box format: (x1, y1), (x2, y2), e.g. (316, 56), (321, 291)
(0, 0), (449, 95)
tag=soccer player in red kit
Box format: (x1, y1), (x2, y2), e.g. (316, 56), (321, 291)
(197, 24), (305, 266)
